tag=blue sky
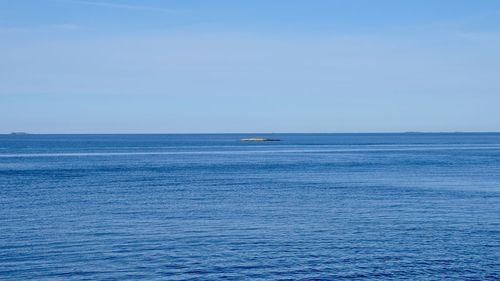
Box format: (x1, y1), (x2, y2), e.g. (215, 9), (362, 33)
(1, 0), (500, 133)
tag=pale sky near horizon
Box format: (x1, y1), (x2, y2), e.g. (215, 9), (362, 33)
(1, 0), (500, 133)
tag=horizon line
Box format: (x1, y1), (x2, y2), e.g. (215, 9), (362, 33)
(3, 131), (500, 135)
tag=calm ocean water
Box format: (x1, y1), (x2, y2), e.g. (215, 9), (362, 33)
(1, 133), (499, 280)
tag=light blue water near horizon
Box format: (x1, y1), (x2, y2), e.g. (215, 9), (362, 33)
(1, 133), (500, 280)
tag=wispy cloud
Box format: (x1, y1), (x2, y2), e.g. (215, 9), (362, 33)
(0, 23), (81, 33)
(456, 31), (500, 42)
(390, 9), (500, 34)
(57, 0), (176, 13)
(47, 23), (81, 30)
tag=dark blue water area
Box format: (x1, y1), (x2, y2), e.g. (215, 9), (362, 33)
(1, 133), (499, 280)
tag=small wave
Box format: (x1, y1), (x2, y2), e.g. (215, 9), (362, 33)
(1, 145), (500, 158)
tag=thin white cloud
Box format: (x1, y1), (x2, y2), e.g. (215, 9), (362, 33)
(456, 31), (500, 42)
(0, 23), (81, 33)
(57, 0), (176, 13)
(47, 23), (81, 30)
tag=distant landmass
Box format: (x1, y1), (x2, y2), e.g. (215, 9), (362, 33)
(240, 137), (280, 142)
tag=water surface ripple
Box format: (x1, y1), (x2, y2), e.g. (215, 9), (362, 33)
(1, 134), (499, 280)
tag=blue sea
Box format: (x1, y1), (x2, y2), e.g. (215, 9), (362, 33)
(1, 133), (499, 280)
